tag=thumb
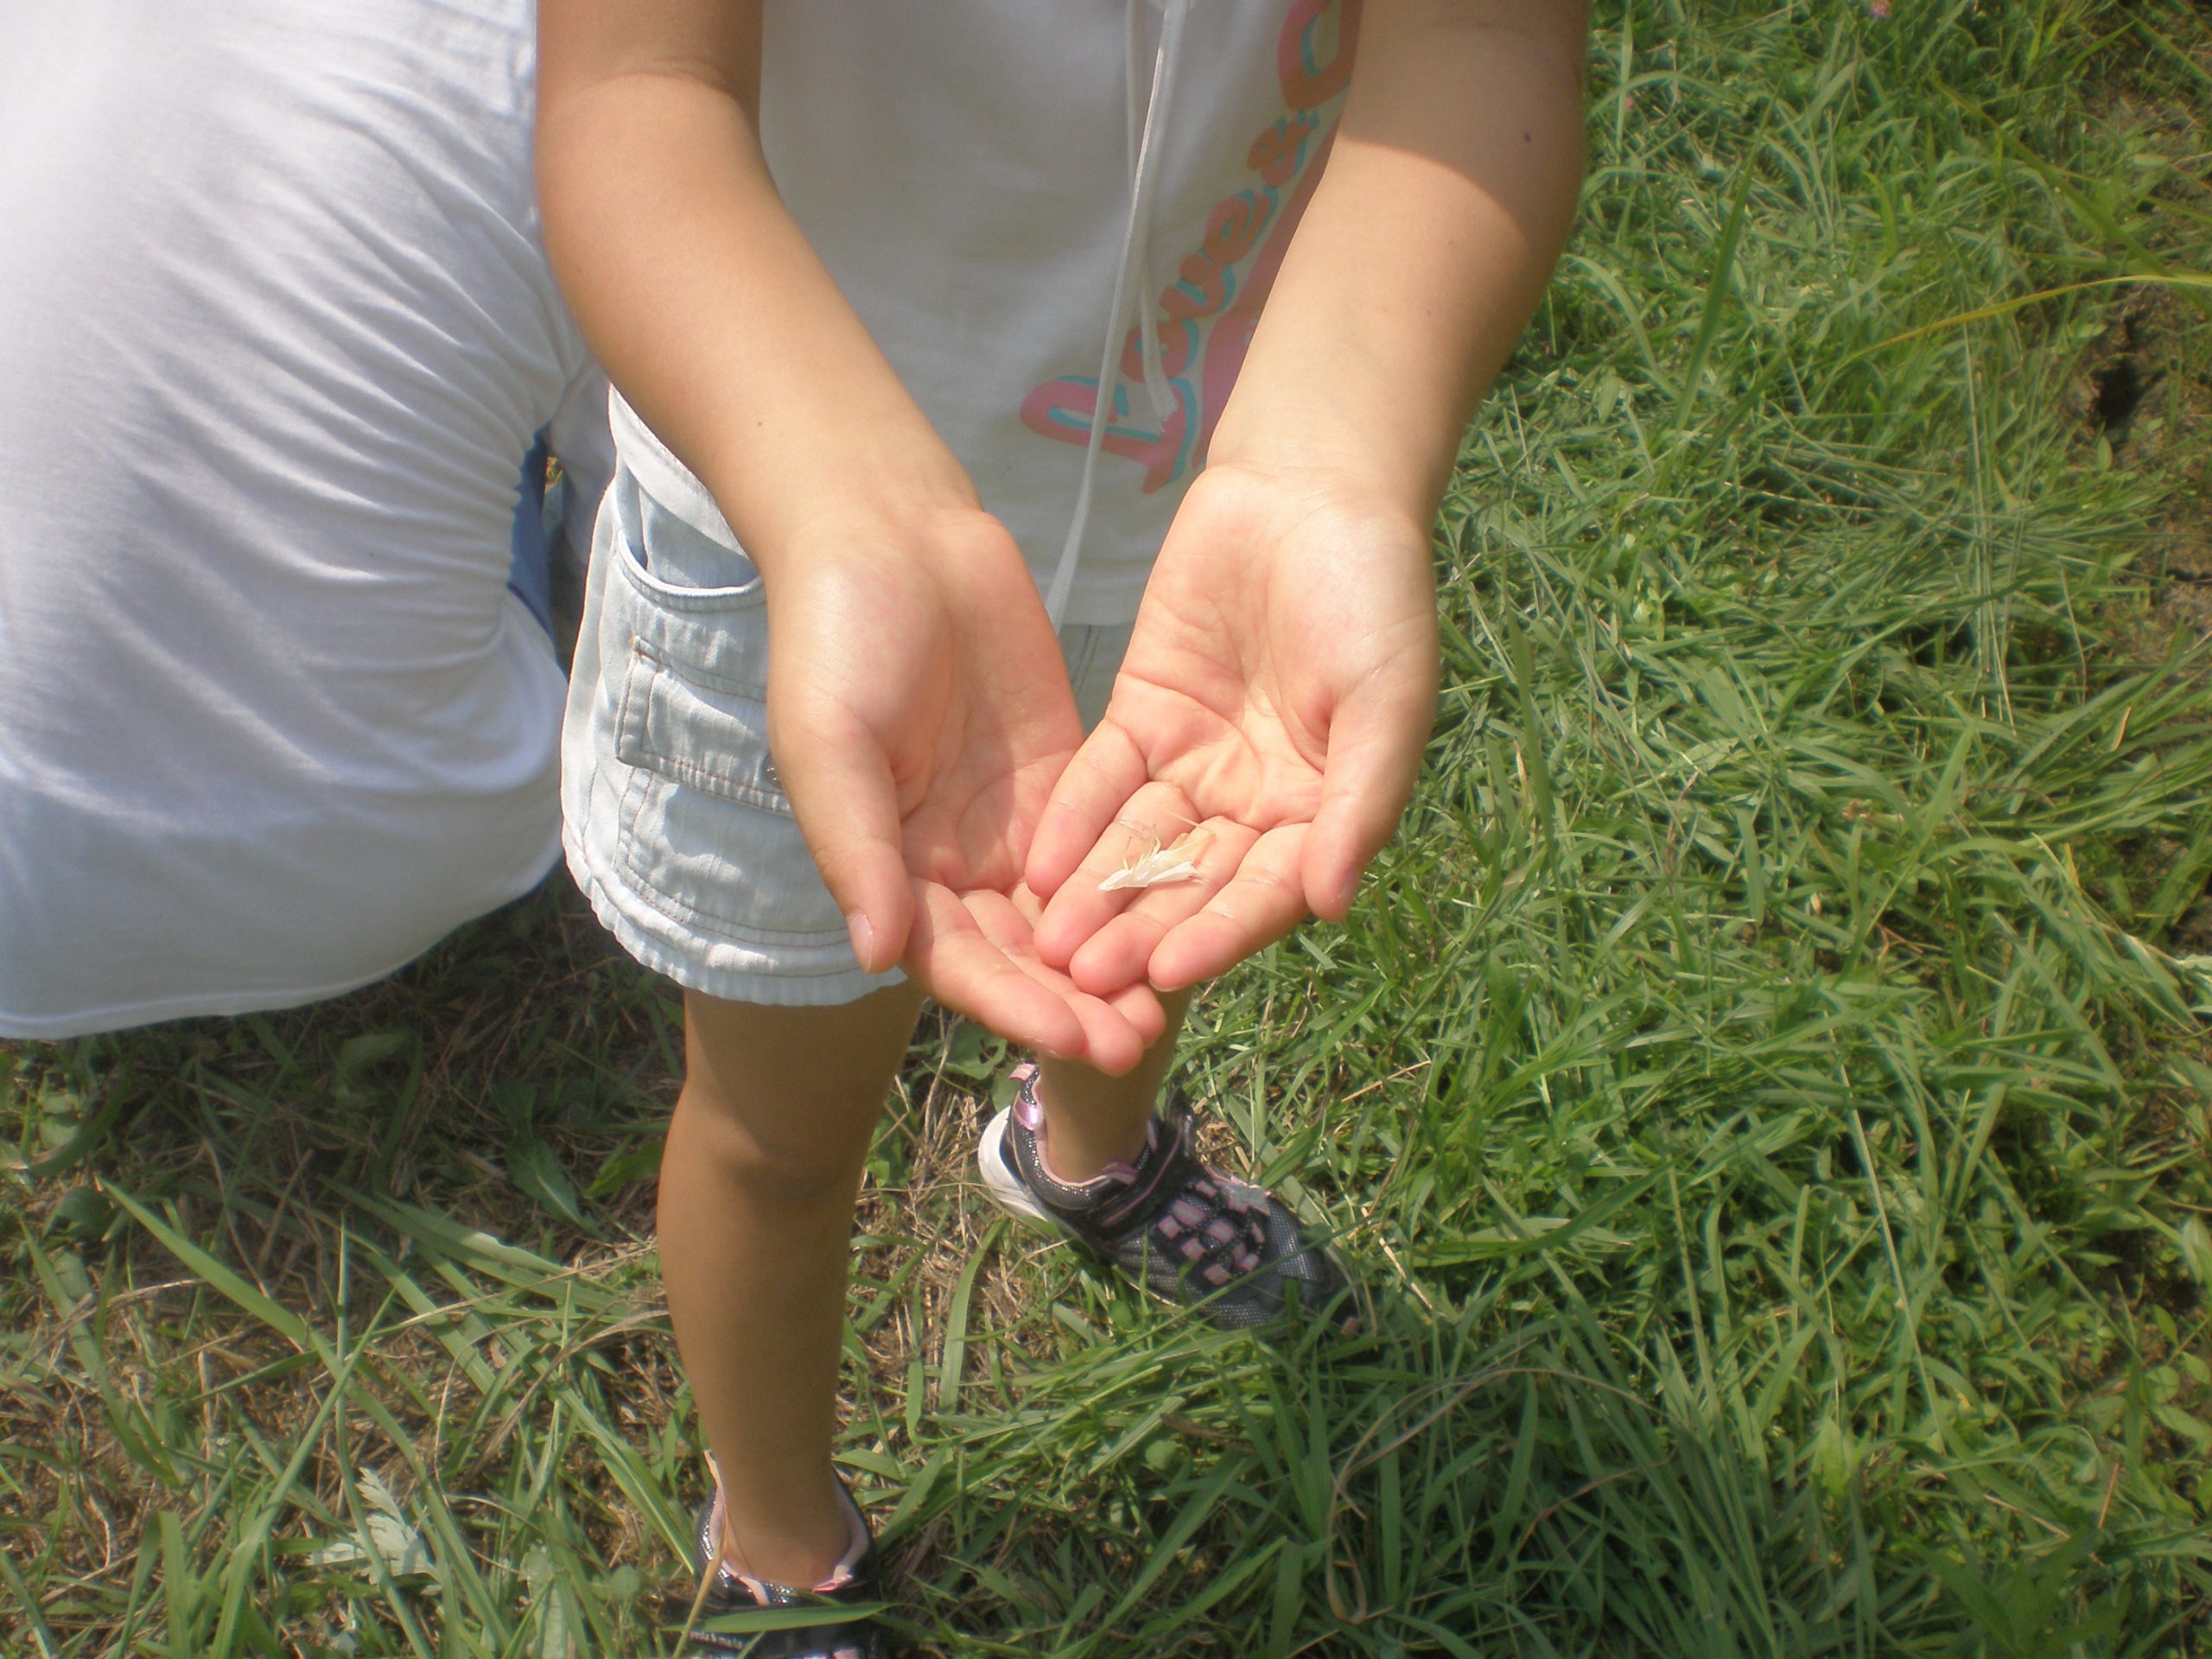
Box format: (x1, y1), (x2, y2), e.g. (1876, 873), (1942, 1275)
(1300, 664), (1436, 922)
(774, 711), (916, 974)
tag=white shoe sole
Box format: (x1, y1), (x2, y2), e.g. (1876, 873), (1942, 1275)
(976, 1106), (1058, 1231)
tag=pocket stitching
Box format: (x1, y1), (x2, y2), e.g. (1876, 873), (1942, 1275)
(615, 644), (789, 816)
(612, 513), (768, 616)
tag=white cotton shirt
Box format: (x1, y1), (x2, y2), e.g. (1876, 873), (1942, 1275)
(616, 0), (1359, 624)
(0, 0), (609, 1039)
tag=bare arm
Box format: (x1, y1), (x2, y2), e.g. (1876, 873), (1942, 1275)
(537, 3), (1161, 1068)
(1211, 0), (1589, 519)
(535, 3), (973, 551)
(1031, 0), (1589, 989)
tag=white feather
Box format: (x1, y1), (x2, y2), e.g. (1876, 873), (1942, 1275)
(1098, 827), (1211, 892)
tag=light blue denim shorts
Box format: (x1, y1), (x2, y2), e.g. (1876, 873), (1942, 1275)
(561, 464), (1132, 1007)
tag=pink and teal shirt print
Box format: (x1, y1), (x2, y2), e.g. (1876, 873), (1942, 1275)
(1018, 0), (1362, 493)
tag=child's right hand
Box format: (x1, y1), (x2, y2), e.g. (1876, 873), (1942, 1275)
(536, 13), (1161, 1071)
(763, 504), (1166, 1076)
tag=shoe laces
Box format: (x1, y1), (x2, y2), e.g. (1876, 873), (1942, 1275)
(1149, 1168), (1272, 1288)
(1006, 1063), (1274, 1289)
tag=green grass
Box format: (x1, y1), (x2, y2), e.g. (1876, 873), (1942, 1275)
(7, 1), (2212, 1653)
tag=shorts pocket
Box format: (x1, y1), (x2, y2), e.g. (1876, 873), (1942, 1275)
(611, 645), (848, 945)
(626, 481), (763, 602)
(616, 643), (788, 816)
(604, 471), (776, 681)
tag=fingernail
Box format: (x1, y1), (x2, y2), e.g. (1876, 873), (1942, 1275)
(845, 911), (877, 970)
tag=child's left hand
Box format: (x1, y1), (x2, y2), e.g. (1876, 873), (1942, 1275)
(1024, 461), (1440, 995)
(1015, 0), (1586, 998)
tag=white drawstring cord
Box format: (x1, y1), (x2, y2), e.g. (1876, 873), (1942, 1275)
(1128, 0), (1179, 430)
(1043, 0), (1191, 629)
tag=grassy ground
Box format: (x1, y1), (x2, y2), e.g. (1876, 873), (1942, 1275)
(7, 2), (2212, 1654)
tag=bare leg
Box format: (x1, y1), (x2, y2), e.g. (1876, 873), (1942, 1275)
(660, 982), (924, 1587)
(1033, 989), (1192, 1181)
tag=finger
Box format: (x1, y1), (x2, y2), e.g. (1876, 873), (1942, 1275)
(963, 890), (1150, 1075)
(1148, 823), (1311, 991)
(1103, 978), (1169, 1048)
(1300, 669), (1436, 922)
(775, 713), (917, 974)
(1066, 995), (1146, 1077)
(1007, 885), (1167, 1037)
(1025, 720), (1149, 899)
(905, 883), (1088, 1060)
(1033, 780), (1205, 968)
(1065, 817), (1259, 995)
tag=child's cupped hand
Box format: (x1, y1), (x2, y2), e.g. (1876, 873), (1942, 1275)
(764, 504), (1166, 1074)
(1024, 462), (1441, 997)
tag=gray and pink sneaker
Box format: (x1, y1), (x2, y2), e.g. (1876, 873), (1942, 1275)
(977, 1063), (1357, 1334)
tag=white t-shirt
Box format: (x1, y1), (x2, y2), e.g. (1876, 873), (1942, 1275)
(0, 0), (609, 1039)
(618, 0), (1359, 625)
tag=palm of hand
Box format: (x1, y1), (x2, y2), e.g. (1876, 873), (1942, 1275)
(887, 594), (1071, 896)
(766, 515), (1165, 1071)
(1027, 465), (1440, 995)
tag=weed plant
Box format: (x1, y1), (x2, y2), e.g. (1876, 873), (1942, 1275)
(5, 2), (2210, 1654)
